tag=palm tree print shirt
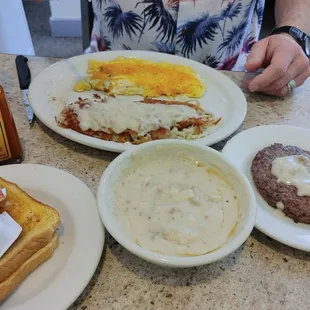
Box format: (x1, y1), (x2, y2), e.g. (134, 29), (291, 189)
(87, 0), (265, 71)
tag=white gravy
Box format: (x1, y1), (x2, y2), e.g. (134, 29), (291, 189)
(271, 155), (310, 196)
(113, 157), (240, 256)
(276, 201), (285, 210)
(69, 97), (198, 135)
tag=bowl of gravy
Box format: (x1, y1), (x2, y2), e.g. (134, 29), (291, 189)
(97, 140), (256, 267)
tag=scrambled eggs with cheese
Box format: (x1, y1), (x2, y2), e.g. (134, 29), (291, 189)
(73, 57), (205, 98)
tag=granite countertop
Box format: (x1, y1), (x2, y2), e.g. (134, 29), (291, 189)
(1, 54), (310, 310)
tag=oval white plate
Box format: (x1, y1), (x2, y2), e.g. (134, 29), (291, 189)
(29, 51), (247, 153)
(222, 125), (310, 251)
(0, 165), (104, 310)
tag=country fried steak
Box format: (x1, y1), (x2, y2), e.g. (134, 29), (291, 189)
(251, 143), (310, 224)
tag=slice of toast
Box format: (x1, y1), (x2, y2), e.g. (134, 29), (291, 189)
(0, 177), (60, 283)
(0, 233), (58, 302)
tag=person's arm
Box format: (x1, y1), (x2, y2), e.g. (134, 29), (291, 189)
(245, 0), (310, 97)
(275, 0), (310, 34)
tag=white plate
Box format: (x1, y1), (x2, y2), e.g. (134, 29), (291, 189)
(29, 51), (247, 153)
(0, 165), (104, 310)
(222, 125), (310, 251)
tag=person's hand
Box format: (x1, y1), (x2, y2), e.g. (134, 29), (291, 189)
(245, 34), (310, 96)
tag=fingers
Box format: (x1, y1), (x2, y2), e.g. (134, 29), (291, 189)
(260, 68), (310, 97)
(248, 44), (295, 92)
(245, 39), (268, 72)
(260, 55), (309, 92)
(245, 34), (309, 97)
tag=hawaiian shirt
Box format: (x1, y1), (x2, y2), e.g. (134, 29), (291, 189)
(87, 0), (265, 71)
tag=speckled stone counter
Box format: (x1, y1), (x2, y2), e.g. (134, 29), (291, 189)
(1, 54), (310, 310)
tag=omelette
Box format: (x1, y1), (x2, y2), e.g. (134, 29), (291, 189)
(73, 57), (205, 98)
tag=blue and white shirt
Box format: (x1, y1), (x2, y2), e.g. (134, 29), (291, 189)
(87, 0), (265, 70)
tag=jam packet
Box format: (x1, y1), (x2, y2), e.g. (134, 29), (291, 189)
(0, 188), (22, 258)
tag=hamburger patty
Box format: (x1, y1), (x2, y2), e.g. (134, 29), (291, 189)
(251, 143), (310, 224)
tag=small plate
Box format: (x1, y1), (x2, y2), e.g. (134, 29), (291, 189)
(222, 125), (310, 251)
(29, 51), (247, 153)
(0, 164), (104, 310)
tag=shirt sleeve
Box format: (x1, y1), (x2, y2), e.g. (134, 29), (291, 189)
(84, 1), (101, 54)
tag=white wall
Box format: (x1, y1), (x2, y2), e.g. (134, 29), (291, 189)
(0, 0), (34, 55)
(49, 0), (81, 20)
(49, 0), (82, 37)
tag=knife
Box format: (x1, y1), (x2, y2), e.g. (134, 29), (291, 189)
(15, 55), (34, 124)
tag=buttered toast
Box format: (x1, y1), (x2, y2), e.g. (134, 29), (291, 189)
(0, 234), (58, 301)
(0, 177), (60, 298)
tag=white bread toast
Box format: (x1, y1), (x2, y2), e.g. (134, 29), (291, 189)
(0, 233), (58, 302)
(0, 177), (60, 299)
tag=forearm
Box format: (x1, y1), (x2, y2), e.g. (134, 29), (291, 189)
(275, 0), (310, 34)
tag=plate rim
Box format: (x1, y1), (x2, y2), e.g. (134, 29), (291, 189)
(222, 124), (310, 251)
(0, 164), (105, 310)
(29, 50), (247, 153)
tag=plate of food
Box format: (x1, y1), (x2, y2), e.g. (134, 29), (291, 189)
(29, 51), (247, 153)
(222, 125), (310, 251)
(0, 165), (104, 310)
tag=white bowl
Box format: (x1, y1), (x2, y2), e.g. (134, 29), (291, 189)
(97, 140), (256, 268)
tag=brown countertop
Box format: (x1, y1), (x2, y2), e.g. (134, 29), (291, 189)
(1, 54), (310, 310)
